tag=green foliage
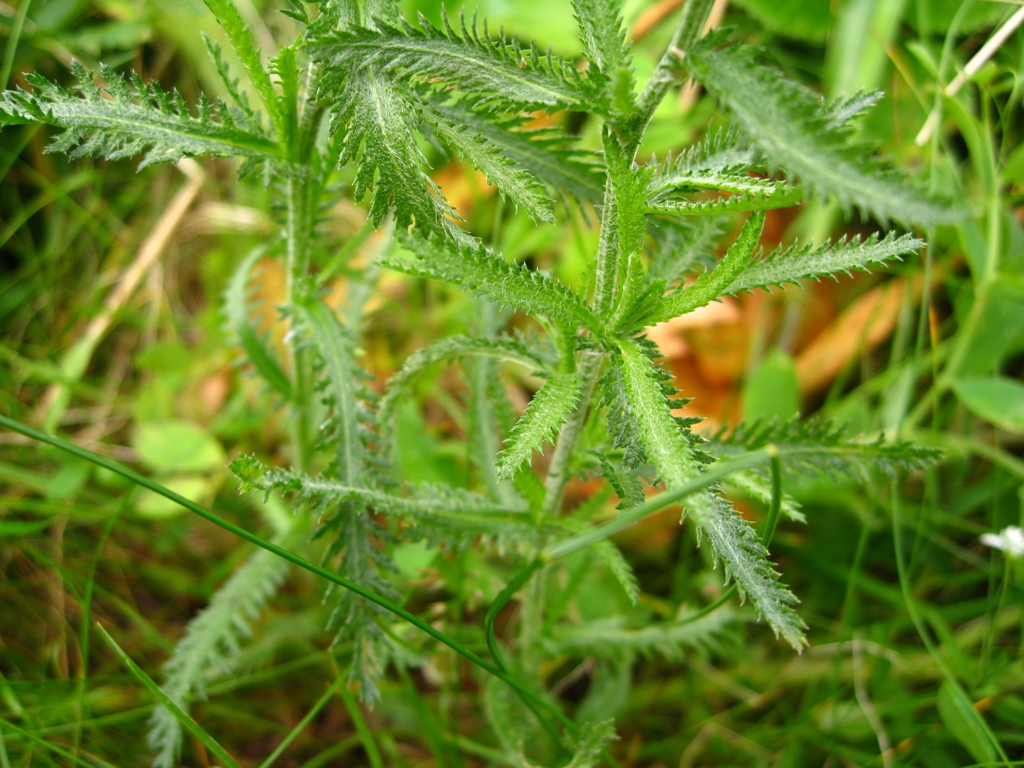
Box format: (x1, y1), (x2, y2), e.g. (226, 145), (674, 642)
(310, 10), (604, 113)
(148, 546), (291, 768)
(497, 373), (585, 480)
(0, 0), (969, 764)
(684, 40), (960, 226)
(0, 62), (284, 170)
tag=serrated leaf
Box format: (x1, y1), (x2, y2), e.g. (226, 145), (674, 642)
(311, 10), (602, 113)
(544, 605), (740, 660)
(590, 539), (639, 604)
(713, 418), (941, 480)
(615, 339), (806, 649)
(685, 42), (960, 226)
(604, 129), (651, 267)
(565, 719), (618, 768)
(0, 63), (285, 169)
(420, 106), (553, 222)
(149, 545), (290, 768)
(327, 66), (457, 232)
(497, 373), (584, 479)
(379, 334), (548, 452)
(647, 216), (727, 286)
(434, 103), (604, 208)
(648, 210), (765, 324)
(726, 232), (923, 295)
(571, 0), (634, 115)
(202, 0), (286, 140)
(223, 248), (291, 399)
(386, 233), (600, 330)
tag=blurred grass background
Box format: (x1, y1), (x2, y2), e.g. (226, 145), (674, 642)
(1, 0), (1023, 765)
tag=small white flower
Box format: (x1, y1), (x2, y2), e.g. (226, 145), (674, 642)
(980, 526), (1024, 559)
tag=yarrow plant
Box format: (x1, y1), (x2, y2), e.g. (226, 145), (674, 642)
(0, 0), (957, 764)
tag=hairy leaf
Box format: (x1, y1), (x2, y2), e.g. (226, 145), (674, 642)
(649, 210), (765, 323)
(326, 66), (457, 232)
(544, 605), (740, 660)
(201, 0), (286, 140)
(434, 103), (604, 207)
(725, 232), (923, 295)
(497, 373), (584, 479)
(386, 233), (601, 330)
(0, 63), (285, 168)
(148, 544), (291, 768)
(379, 334), (549, 452)
(647, 216), (728, 286)
(713, 418), (941, 481)
(615, 340), (806, 648)
(421, 106), (553, 222)
(685, 42), (960, 226)
(311, 10), (602, 112)
(571, 0), (634, 115)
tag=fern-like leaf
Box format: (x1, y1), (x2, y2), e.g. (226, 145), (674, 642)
(571, 0), (634, 115)
(223, 248), (291, 400)
(0, 62), (285, 169)
(435, 103), (603, 208)
(684, 42), (959, 226)
(614, 339), (806, 649)
(725, 232), (923, 295)
(148, 545), (290, 768)
(712, 418), (941, 481)
(544, 605), (739, 660)
(326, 66), (457, 232)
(386, 233), (601, 330)
(648, 210), (765, 323)
(497, 372), (584, 479)
(378, 334), (550, 451)
(311, 11), (602, 112)
(420, 106), (553, 222)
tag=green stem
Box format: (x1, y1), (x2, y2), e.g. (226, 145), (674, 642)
(334, 678), (385, 768)
(0, 415), (585, 753)
(258, 674), (347, 768)
(627, 0), (716, 153)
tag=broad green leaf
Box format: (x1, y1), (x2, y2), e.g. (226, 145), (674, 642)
(743, 350), (800, 422)
(685, 42), (960, 226)
(725, 231), (923, 295)
(223, 248), (291, 400)
(387, 233), (600, 330)
(649, 210), (765, 323)
(420, 106), (553, 222)
(952, 376), (1024, 432)
(497, 372), (584, 479)
(1, 63), (284, 168)
(136, 475), (212, 519)
(133, 421), (225, 473)
(937, 681), (1000, 765)
(311, 11), (602, 113)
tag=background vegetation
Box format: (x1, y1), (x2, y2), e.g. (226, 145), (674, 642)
(2, 0), (1023, 765)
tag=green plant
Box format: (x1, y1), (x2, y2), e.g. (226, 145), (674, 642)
(0, 0), (960, 764)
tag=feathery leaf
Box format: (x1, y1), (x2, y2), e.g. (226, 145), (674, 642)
(311, 10), (603, 112)
(648, 210), (765, 324)
(386, 233), (601, 330)
(327, 66), (458, 233)
(725, 231), (923, 295)
(148, 545), (290, 768)
(497, 372), (584, 479)
(420, 106), (553, 222)
(0, 63), (285, 169)
(685, 42), (960, 226)
(571, 0), (634, 115)
(223, 248), (291, 400)
(379, 334), (549, 453)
